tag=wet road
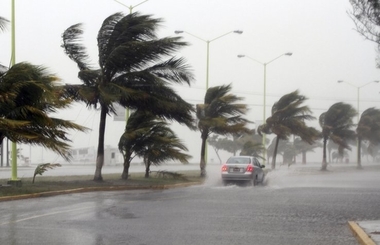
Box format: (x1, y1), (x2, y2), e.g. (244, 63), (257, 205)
(1, 164), (380, 245)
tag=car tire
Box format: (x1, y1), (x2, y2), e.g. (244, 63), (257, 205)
(252, 177), (257, 186)
(261, 175), (265, 185)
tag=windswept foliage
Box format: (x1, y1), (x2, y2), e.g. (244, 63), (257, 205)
(319, 102), (356, 170)
(258, 90), (320, 169)
(197, 84), (250, 177)
(357, 107), (380, 167)
(119, 110), (190, 178)
(349, 0), (380, 66)
(0, 62), (88, 159)
(62, 12), (195, 181)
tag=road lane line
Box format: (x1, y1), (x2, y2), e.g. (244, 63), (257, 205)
(0, 206), (94, 226)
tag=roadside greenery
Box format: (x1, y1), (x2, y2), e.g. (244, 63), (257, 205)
(196, 84), (250, 177)
(61, 12), (195, 181)
(0, 171), (203, 198)
(258, 90), (320, 169)
(319, 102), (356, 171)
(118, 110), (191, 179)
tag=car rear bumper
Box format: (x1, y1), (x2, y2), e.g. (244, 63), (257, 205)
(221, 172), (253, 181)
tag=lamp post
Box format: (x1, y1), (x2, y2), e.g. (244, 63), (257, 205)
(9, 0), (20, 185)
(337, 80), (379, 167)
(175, 30), (243, 166)
(237, 52), (292, 164)
(114, 0), (149, 14)
(337, 80), (379, 123)
(174, 30), (243, 90)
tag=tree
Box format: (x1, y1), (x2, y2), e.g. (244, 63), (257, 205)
(319, 102), (356, 171)
(293, 137), (322, 164)
(239, 130), (264, 159)
(197, 84), (250, 177)
(357, 107), (380, 167)
(258, 90), (320, 169)
(0, 17), (8, 32)
(62, 12), (195, 181)
(118, 110), (190, 179)
(207, 135), (224, 164)
(0, 62), (88, 159)
(349, 0), (380, 66)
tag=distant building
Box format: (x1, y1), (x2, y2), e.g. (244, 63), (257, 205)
(69, 145), (123, 165)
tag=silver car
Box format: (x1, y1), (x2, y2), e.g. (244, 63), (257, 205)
(221, 156), (265, 186)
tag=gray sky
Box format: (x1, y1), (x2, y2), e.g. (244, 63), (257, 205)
(1, 0), (380, 164)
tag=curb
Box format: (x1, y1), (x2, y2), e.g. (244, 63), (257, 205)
(0, 181), (203, 202)
(348, 221), (377, 245)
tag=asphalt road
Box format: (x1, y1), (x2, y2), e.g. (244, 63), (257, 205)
(1, 164), (380, 245)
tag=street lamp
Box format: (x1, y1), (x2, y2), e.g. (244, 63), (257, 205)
(175, 30), (243, 166)
(337, 80), (379, 122)
(237, 52), (292, 164)
(174, 30), (243, 89)
(337, 80), (379, 167)
(114, 0), (149, 14)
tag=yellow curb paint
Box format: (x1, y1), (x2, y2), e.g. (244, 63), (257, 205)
(348, 221), (377, 245)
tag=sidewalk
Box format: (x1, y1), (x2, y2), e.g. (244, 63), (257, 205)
(349, 221), (380, 245)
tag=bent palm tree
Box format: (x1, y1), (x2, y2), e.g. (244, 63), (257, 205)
(197, 84), (250, 177)
(62, 12), (195, 181)
(357, 107), (380, 168)
(0, 62), (88, 159)
(258, 90), (320, 169)
(319, 102), (356, 170)
(118, 110), (190, 179)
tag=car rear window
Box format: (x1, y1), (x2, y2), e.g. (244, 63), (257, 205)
(226, 157), (251, 164)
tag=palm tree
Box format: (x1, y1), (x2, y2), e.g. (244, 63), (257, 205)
(293, 137), (322, 164)
(0, 17), (8, 32)
(0, 62), (88, 159)
(140, 121), (190, 178)
(258, 90), (320, 169)
(239, 130), (264, 159)
(319, 102), (356, 171)
(118, 110), (190, 178)
(197, 84), (250, 177)
(62, 12), (195, 181)
(357, 107), (380, 168)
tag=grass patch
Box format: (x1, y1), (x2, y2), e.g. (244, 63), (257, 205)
(0, 170), (203, 198)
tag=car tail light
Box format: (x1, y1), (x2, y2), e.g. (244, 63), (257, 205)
(246, 164), (254, 172)
(221, 164), (228, 172)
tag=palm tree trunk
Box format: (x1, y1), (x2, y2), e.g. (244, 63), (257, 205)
(145, 163), (150, 178)
(94, 106), (107, 181)
(121, 159), (130, 179)
(302, 151), (306, 164)
(200, 134), (207, 177)
(271, 137), (280, 169)
(357, 137), (363, 169)
(321, 138), (328, 171)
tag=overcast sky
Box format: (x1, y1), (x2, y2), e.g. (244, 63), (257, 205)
(1, 0), (380, 164)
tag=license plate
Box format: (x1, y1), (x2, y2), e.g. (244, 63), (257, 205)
(233, 168), (241, 172)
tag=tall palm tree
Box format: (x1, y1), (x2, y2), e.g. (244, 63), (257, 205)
(62, 12), (195, 181)
(0, 62), (88, 159)
(197, 84), (250, 177)
(118, 110), (190, 178)
(319, 102), (356, 170)
(357, 107), (380, 168)
(258, 90), (320, 169)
